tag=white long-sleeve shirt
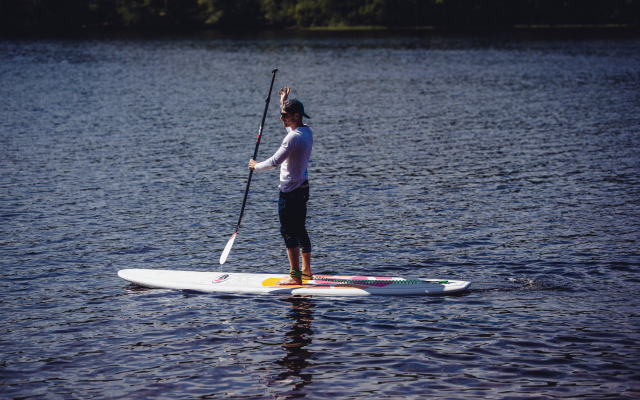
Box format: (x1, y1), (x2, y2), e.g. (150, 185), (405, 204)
(254, 126), (313, 193)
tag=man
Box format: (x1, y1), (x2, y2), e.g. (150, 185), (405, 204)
(248, 87), (313, 285)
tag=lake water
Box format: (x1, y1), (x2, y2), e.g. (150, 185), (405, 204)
(1, 30), (639, 399)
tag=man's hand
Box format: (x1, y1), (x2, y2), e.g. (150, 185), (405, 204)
(278, 87), (290, 106)
(248, 159), (257, 170)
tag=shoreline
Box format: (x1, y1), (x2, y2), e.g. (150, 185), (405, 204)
(2, 24), (639, 40)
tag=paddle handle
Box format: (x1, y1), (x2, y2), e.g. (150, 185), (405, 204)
(253, 68), (278, 159)
(235, 68), (278, 231)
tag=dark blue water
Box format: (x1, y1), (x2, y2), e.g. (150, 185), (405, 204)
(1, 31), (639, 399)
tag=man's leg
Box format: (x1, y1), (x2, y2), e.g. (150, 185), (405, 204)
(276, 248), (311, 285)
(277, 184), (311, 285)
(301, 251), (311, 279)
(277, 247), (302, 285)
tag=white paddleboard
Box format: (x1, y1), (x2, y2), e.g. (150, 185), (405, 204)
(118, 269), (471, 296)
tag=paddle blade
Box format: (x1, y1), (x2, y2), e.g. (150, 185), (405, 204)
(220, 233), (237, 264)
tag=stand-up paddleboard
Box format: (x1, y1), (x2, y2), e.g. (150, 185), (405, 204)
(118, 269), (471, 296)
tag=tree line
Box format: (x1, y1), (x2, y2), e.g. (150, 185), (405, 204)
(2, 0), (639, 32)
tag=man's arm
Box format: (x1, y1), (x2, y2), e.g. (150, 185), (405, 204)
(278, 87), (290, 106)
(249, 135), (295, 171)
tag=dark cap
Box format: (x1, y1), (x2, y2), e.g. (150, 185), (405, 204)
(282, 99), (310, 119)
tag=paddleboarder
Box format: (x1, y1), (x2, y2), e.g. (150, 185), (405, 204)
(249, 87), (313, 285)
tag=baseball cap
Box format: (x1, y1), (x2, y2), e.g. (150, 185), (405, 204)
(282, 99), (311, 119)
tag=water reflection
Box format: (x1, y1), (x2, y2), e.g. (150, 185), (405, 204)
(270, 297), (315, 397)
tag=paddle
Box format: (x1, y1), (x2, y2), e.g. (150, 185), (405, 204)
(220, 68), (278, 264)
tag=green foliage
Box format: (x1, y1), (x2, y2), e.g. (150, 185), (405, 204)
(114, 0), (204, 28)
(1, 0), (639, 32)
(198, 0), (262, 28)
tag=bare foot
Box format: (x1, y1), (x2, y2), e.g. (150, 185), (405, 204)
(277, 276), (302, 285)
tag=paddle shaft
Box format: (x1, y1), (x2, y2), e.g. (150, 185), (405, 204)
(234, 68), (278, 232)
